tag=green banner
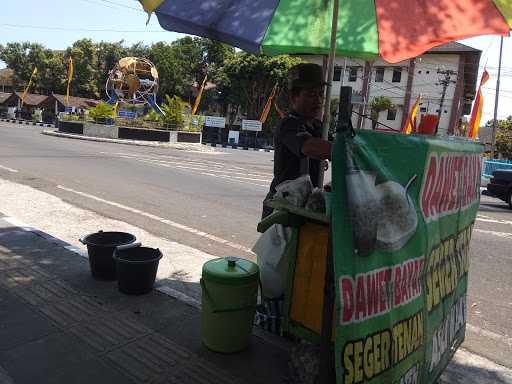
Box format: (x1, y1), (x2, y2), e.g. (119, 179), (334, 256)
(332, 130), (483, 384)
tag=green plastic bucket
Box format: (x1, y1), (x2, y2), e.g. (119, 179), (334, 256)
(201, 257), (259, 353)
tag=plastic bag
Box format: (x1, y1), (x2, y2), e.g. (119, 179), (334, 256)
(274, 175), (313, 208)
(305, 188), (326, 213)
(252, 224), (292, 299)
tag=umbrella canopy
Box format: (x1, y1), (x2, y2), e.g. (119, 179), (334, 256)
(141, 0), (511, 63)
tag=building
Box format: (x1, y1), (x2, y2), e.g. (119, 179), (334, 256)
(46, 93), (101, 115)
(0, 68), (15, 93)
(0, 92), (18, 117)
(13, 92), (49, 120)
(300, 42), (481, 135)
(0, 91), (102, 122)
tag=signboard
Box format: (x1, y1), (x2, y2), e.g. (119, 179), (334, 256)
(242, 119), (262, 132)
(118, 110), (136, 119)
(228, 130), (239, 144)
(332, 130), (483, 384)
(204, 116), (226, 128)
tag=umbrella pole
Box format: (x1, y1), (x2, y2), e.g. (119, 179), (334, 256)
(319, 0), (339, 186)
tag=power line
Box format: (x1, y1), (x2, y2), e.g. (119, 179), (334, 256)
(96, 0), (144, 11)
(0, 23), (166, 33)
(351, 109), (401, 132)
(77, 0), (140, 12)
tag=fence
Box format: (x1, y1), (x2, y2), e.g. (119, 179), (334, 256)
(482, 159), (512, 177)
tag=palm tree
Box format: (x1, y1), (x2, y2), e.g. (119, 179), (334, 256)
(370, 96), (394, 130)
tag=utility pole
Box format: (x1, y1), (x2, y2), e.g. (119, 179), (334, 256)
(436, 69), (457, 134)
(341, 58), (347, 86)
(491, 36), (504, 159)
(359, 62), (372, 129)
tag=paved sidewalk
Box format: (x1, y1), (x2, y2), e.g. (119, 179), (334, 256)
(0, 215), (511, 383)
(0, 216), (289, 384)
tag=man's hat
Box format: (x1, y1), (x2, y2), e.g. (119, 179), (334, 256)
(288, 63), (326, 91)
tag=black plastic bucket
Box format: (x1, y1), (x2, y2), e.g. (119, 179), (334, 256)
(113, 245), (162, 295)
(80, 231), (136, 280)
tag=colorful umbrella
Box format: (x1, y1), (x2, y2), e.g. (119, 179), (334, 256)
(140, 0), (511, 64)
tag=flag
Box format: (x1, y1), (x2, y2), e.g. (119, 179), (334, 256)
(139, 0), (164, 23)
(66, 57), (74, 106)
(402, 95), (422, 134)
(468, 70), (490, 139)
(21, 67), (37, 107)
(192, 74), (207, 116)
(259, 84), (278, 123)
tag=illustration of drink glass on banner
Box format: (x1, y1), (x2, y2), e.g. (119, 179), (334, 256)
(332, 130), (483, 384)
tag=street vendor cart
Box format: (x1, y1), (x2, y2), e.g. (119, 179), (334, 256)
(133, 1), (508, 382)
(256, 87), (483, 383)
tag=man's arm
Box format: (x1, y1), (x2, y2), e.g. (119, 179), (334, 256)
(302, 137), (332, 161)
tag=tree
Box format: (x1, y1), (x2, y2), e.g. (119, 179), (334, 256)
(197, 38), (235, 69)
(214, 53), (302, 121)
(66, 39), (98, 98)
(370, 96), (394, 130)
(126, 42), (150, 59)
(0, 42), (57, 93)
(488, 117), (512, 159)
(95, 41), (127, 94)
(42, 51), (66, 94)
(148, 42), (183, 100)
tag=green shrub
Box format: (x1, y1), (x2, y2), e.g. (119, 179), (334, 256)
(143, 110), (162, 123)
(161, 95), (187, 130)
(88, 102), (115, 121)
(182, 114), (205, 132)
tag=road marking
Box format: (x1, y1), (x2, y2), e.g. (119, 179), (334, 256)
(104, 151), (273, 176)
(0, 165), (18, 173)
(56, 185), (255, 254)
(477, 216), (512, 226)
(474, 228), (512, 239)
(199, 173), (269, 188)
(134, 158), (270, 188)
(466, 323), (512, 348)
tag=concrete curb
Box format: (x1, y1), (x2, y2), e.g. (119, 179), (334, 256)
(205, 142), (274, 153)
(0, 118), (53, 128)
(41, 129), (217, 152)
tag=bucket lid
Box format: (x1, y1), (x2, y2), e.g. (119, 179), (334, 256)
(202, 257), (259, 286)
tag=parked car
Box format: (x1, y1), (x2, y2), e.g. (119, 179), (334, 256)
(483, 169), (512, 209)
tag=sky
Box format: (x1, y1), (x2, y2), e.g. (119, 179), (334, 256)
(1, 0), (511, 123)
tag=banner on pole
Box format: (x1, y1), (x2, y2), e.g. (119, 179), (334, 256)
(332, 130), (483, 384)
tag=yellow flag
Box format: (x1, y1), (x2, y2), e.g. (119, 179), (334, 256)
(259, 84), (278, 124)
(139, 0), (164, 13)
(192, 75), (207, 116)
(468, 70), (490, 139)
(66, 57), (74, 106)
(21, 67), (38, 107)
(402, 95), (421, 135)
(139, 0), (164, 23)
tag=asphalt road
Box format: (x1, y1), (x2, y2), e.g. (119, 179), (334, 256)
(0, 122), (273, 258)
(0, 121), (511, 368)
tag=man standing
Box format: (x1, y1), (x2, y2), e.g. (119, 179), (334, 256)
(262, 63), (333, 218)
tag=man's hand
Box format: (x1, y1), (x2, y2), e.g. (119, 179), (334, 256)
(302, 137), (332, 161)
